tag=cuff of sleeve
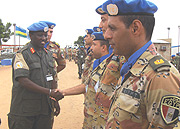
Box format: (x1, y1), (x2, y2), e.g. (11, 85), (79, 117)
(14, 69), (29, 81)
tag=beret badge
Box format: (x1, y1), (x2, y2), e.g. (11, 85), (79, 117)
(97, 8), (105, 14)
(44, 27), (48, 32)
(51, 25), (55, 29)
(91, 34), (96, 40)
(107, 4), (118, 16)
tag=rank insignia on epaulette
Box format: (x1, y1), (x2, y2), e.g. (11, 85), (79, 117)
(149, 56), (171, 71)
(30, 47), (35, 54)
(154, 59), (164, 65)
(160, 95), (180, 125)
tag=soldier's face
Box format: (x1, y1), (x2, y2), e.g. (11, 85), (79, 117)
(99, 14), (108, 35)
(91, 40), (103, 59)
(104, 16), (132, 57)
(84, 34), (93, 45)
(30, 32), (48, 49)
(47, 28), (53, 41)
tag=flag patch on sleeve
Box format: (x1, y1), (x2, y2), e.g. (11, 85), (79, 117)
(160, 95), (180, 125)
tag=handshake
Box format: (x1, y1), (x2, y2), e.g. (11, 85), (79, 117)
(49, 89), (64, 101)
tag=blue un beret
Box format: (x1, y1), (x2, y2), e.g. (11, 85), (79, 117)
(102, 0), (158, 16)
(85, 29), (94, 34)
(27, 22), (48, 32)
(95, 5), (106, 15)
(40, 21), (56, 29)
(93, 27), (102, 32)
(91, 31), (105, 41)
(171, 55), (175, 57)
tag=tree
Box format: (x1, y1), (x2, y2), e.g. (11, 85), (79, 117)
(0, 19), (13, 45)
(74, 36), (85, 47)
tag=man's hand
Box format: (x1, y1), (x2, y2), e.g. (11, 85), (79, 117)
(54, 101), (60, 116)
(50, 89), (64, 101)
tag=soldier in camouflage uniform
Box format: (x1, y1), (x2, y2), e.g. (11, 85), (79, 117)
(77, 46), (86, 79)
(103, 0), (180, 128)
(68, 47), (72, 61)
(89, 3), (126, 128)
(82, 29), (94, 84)
(58, 32), (110, 128)
(42, 21), (66, 73)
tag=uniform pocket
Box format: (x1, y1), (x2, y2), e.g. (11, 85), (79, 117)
(22, 99), (41, 113)
(29, 62), (41, 80)
(115, 92), (140, 114)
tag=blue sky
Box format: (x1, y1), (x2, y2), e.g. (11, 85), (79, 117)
(1, 0), (180, 54)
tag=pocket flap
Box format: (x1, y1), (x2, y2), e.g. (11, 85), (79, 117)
(29, 62), (41, 69)
(115, 93), (140, 114)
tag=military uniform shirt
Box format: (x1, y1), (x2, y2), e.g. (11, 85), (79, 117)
(9, 43), (56, 116)
(106, 44), (180, 129)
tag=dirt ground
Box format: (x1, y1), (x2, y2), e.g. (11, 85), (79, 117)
(0, 60), (180, 129)
(0, 60), (84, 129)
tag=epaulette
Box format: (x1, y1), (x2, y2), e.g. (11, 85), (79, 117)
(17, 44), (29, 53)
(111, 55), (119, 62)
(149, 55), (171, 72)
(52, 41), (60, 48)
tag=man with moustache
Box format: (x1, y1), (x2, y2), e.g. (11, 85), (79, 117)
(89, 2), (125, 128)
(58, 32), (110, 128)
(103, 0), (180, 128)
(8, 22), (64, 129)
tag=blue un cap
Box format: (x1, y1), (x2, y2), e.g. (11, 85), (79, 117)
(91, 31), (105, 41)
(102, 0), (158, 16)
(93, 27), (102, 32)
(95, 5), (106, 15)
(27, 22), (48, 32)
(40, 21), (56, 29)
(85, 29), (94, 34)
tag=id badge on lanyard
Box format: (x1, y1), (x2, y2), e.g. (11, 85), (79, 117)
(46, 70), (53, 81)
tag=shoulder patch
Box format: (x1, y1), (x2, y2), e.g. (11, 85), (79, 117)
(160, 95), (180, 125)
(149, 56), (171, 72)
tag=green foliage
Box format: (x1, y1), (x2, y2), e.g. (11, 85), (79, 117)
(0, 19), (13, 45)
(74, 36), (85, 47)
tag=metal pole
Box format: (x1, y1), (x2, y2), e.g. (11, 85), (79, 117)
(167, 27), (170, 39)
(13, 23), (16, 52)
(178, 26), (180, 54)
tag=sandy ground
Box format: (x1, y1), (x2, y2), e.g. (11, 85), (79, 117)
(0, 60), (180, 129)
(0, 60), (84, 129)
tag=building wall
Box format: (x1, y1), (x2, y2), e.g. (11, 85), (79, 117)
(153, 43), (171, 61)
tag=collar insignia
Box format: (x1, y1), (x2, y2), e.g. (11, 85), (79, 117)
(30, 47), (35, 54)
(160, 95), (180, 125)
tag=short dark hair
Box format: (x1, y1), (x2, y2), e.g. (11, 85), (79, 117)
(100, 40), (110, 52)
(120, 15), (155, 41)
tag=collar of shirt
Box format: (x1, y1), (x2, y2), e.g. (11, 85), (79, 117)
(109, 45), (113, 55)
(120, 40), (152, 80)
(86, 47), (91, 54)
(44, 41), (50, 48)
(93, 53), (110, 70)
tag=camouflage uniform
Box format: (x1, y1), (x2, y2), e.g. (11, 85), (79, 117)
(83, 58), (107, 129)
(68, 48), (72, 61)
(106, 44), (180, 129)
(45, 41), (66, 71)
(93, 54), (125, 128)
(82, 49), (94, 84)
